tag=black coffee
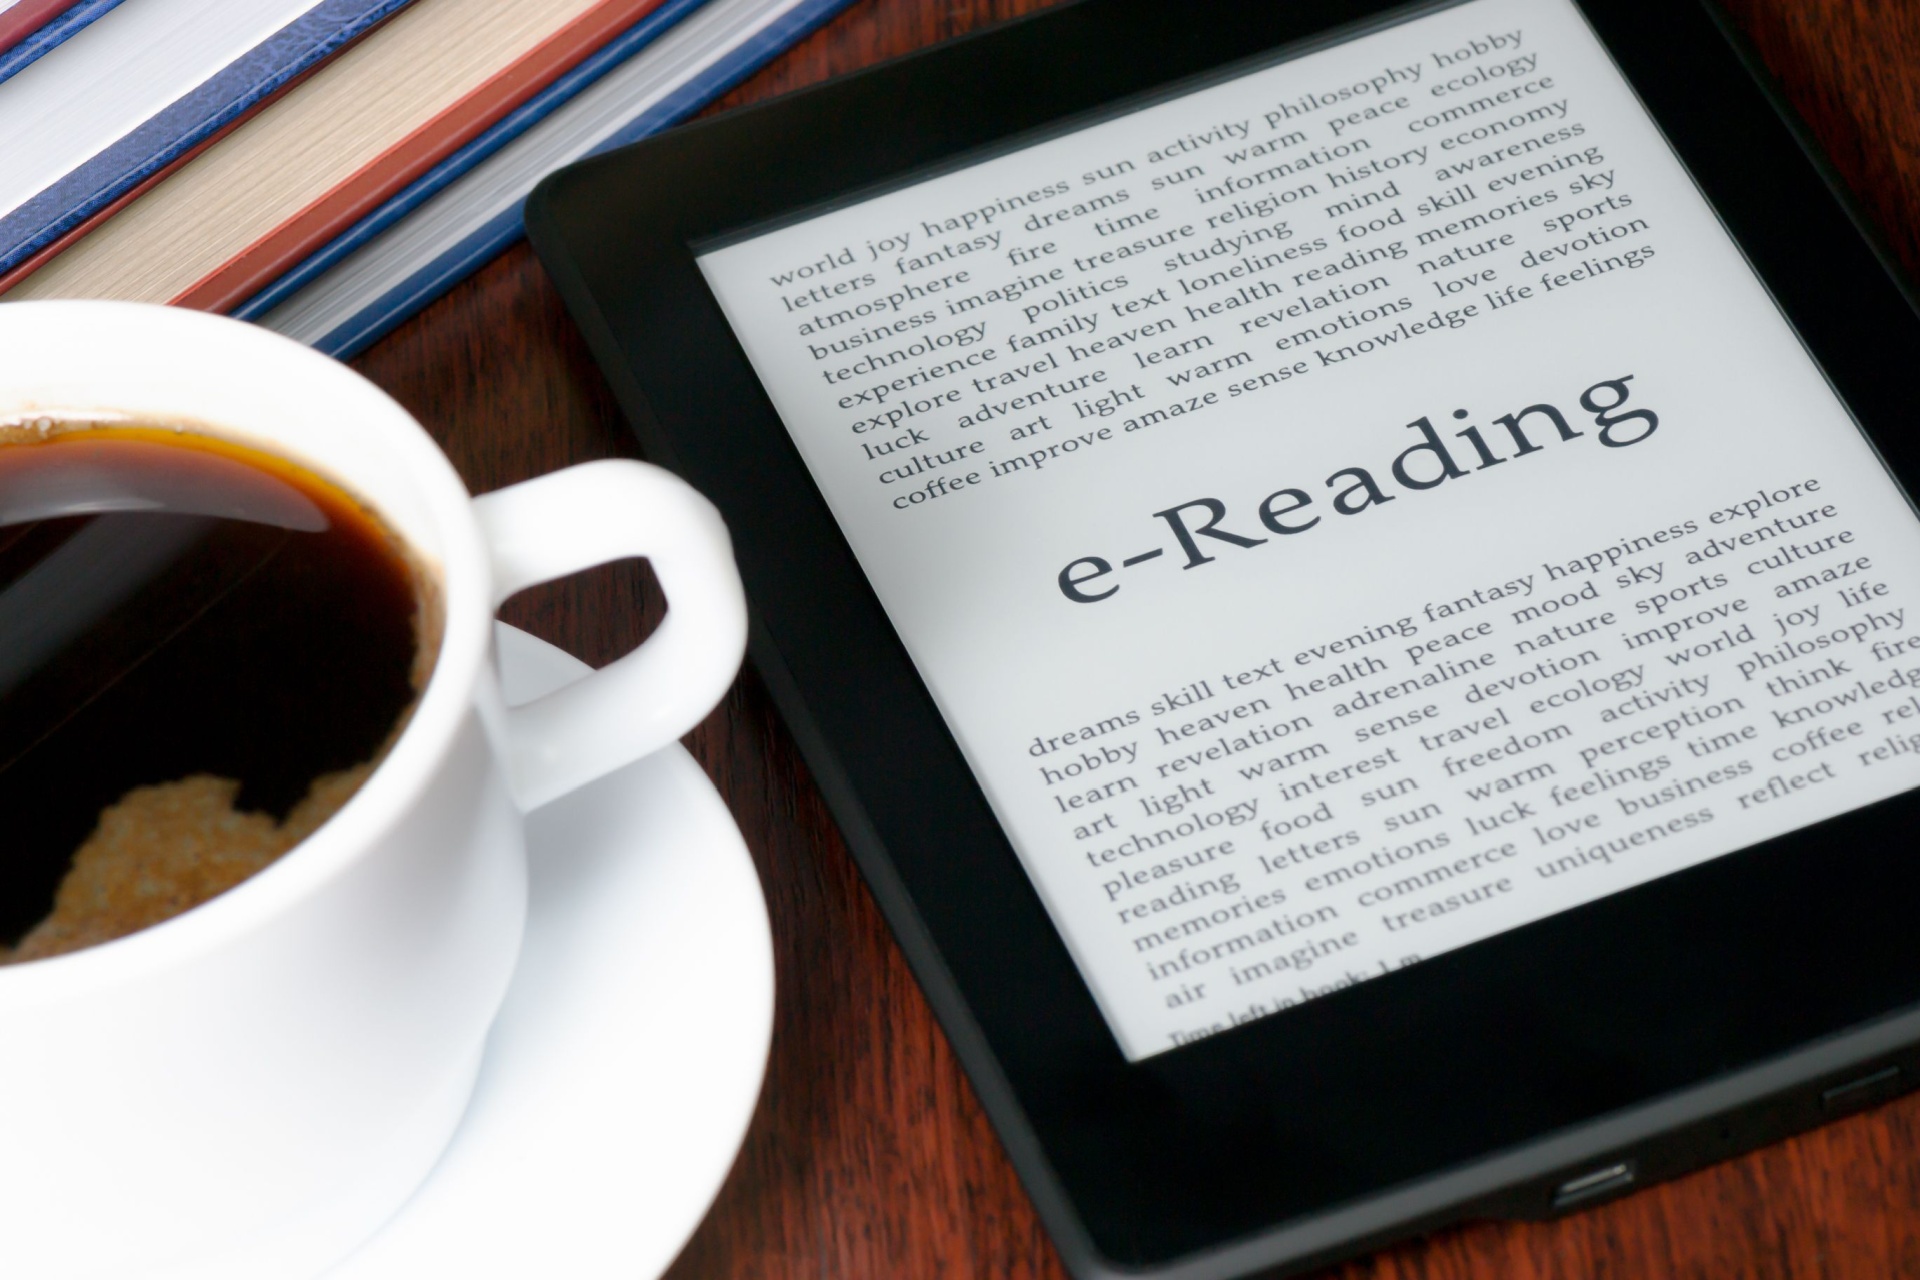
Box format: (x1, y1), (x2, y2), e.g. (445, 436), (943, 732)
(0, 424), (431, 961)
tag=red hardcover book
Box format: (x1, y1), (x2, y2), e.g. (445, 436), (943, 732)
(1, 0), (668, 307)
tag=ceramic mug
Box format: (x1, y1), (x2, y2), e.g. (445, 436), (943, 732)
(0, 301), (748, 1279)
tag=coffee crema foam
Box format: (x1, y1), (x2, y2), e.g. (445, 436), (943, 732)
(0, 420), (437, 963)
(6, 768), (369, 962)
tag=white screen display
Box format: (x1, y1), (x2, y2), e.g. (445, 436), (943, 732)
(699, 0), (1920, 1060)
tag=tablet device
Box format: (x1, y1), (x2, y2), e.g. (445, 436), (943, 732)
(526, 0), (1920, 1273)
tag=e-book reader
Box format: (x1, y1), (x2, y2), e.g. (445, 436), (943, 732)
(527, 0), (1920, 1274)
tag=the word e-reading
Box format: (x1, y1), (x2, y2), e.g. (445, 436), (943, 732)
(1057, 375), (1661, 603)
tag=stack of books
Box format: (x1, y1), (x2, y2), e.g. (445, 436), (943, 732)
(0, 0), (854, 355)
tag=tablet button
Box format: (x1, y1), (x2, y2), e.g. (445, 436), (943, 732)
(1821, 1065), (1902, 1112)
(1551, 1161), (1636, 1210)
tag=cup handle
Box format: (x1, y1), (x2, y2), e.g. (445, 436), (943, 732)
(472, 459), (747, 811)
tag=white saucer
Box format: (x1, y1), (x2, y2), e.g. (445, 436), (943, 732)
(322, 623), (773, 1279)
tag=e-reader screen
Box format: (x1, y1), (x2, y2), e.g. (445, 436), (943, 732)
(696, 0), (1920, 1061)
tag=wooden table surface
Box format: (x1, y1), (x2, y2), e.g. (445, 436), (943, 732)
(349, 1), (1920, 1275)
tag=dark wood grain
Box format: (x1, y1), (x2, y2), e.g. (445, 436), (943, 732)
(347, 0), (1920, 1275)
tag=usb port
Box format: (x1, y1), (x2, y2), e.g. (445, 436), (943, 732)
(1552, 1161), (1635, 1209)
(1822, 1066), (1901, 1112)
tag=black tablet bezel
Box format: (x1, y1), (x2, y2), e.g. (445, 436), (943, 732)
(527, 1), (1920, 1274)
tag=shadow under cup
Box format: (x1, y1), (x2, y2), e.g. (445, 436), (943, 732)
(0, 420), (444, 964)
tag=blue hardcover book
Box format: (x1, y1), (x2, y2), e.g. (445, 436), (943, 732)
(0, 0), (128, 88)
(0, 0), (414, 278)
(243, 0), (855, 359)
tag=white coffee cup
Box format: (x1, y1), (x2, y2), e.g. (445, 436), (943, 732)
(0, 301), (748, 1279)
